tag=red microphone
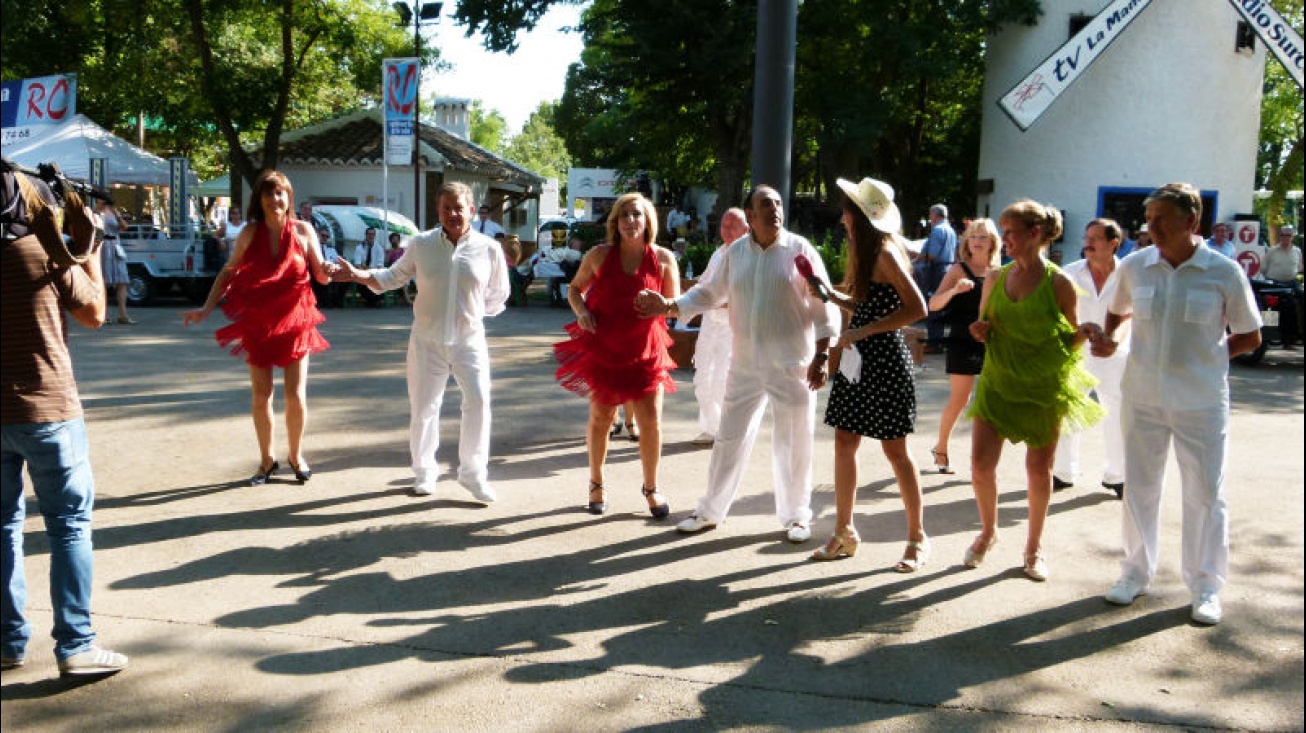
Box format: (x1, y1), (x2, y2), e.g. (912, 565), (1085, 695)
(794, 253), (829, 302)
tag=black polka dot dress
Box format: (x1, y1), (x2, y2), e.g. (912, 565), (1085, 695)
(824, 282), (916, 440)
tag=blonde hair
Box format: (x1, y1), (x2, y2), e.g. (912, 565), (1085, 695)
(961, 218), (1001, 267)
(605, 192), (658, 246)
(1000, 199), (1063, 246)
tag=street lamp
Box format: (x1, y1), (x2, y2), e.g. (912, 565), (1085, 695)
(393, 1), (442, 227)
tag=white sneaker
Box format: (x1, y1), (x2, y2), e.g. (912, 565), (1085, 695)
(58, 646), (128, 677)
(411, 478), (435, 497)
(1104, 577), (1149, 606)
(1191, 592), (1222, 625)
(676, 515), (717, 533)
(785, 522), (812, 543)
(690, 432), (715, 446)
(458, 477), (496, 503)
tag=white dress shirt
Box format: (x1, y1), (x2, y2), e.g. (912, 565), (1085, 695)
(1109, 245), (1260, 411)
(371, 228), (510, 346)
(677, 230), (838, 368)
(1063, 258), (1129, 359)
(474, 217), (505, 239)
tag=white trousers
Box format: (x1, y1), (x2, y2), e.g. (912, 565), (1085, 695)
(1054, 354), (1126, 485)
(695, 361), (815, 528)
(693, 312), (732, 436)
(408, 335), (492, 485)
(1118, 402), (1229, 595)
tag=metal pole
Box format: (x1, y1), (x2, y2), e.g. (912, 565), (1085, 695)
(412, 13), (422, 228)
(750, 0), (797, 208)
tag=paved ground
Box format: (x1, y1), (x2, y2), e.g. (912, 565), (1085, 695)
(2, 302), (1303, 731)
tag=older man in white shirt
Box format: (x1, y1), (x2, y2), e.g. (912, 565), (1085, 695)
(1053, 218), (1129, 498)
(690, 207), (749, 445)
(1090, 183), (1261, 626)
(637, 186), (839, 543)
(336, 182), (510, 502)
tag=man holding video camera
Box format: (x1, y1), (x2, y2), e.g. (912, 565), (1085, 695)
(0, 158), (129, 676)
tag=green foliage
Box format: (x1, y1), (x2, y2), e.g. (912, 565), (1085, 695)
(811, 233), (846, 285)
(1, 0), (420, 185)
(683, 243), (714, 278)
(555, 0), (756, 211)
(503, 101), (572, 200)
(470, 100), (508, 154)
(1255, 0), (1304, 232)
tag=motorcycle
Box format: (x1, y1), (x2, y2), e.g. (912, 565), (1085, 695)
(1232, 278), (1301, 366)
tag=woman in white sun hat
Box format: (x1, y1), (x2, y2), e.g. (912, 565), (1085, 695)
(808, 177), (930, 572)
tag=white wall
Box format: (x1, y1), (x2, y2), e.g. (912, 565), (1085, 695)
(978, 0), (1266, 260)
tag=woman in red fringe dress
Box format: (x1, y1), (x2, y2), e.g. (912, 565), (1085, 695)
(554, 192), (680, 518)
(183, 170), (336, 485)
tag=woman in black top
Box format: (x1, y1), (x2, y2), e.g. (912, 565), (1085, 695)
(922, 218), (1001, 474)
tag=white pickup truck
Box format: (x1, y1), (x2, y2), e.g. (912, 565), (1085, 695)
(120, 223), (220, 306)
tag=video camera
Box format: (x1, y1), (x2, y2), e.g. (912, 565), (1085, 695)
(1, 157), (110, 267)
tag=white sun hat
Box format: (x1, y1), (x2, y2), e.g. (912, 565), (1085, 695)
(836, 177), (902, 235)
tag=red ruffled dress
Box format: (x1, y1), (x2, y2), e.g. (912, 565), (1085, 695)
(553, 244), (677, 406)
(216, 219), (329, 368)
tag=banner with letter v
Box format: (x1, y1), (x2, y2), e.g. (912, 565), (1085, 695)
(999, 0), (1155, 131)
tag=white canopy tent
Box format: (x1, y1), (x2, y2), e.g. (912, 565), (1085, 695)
(3, 114), (198, 187)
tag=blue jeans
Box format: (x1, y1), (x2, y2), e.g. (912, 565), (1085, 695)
(1, 419), (98, 662)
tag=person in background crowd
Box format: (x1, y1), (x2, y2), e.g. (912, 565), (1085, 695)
(690, 207), (749, 446)
(217, 207), (246, 270)
(923, 218), (1001, 475)
(917, 204), (957, 352)
(1205, 222), (1237, 259)
(1091, 182), (1261, 625)
(1261, 224), (1303, 347)
(2, 160), (130, 677)
(808, 177), (929, 571)
(98, 200), (134, 324)
(334, 182), (509, 503)
(964, 200), (1104, 582)
(555, 192), (679, 518)
(1053, 219), (1129, 498)
(182, 170), (336, 485)
(474, 204), (505, 239)
(637, 185), (838, 544)
(313, 225), (344, 308)
(351, 228), (385, 307)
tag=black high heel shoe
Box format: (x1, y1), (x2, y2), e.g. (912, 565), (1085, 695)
(587, 480), (607, 515)
(289, 461), (312, 484)
(641, 486), (669, 520)
(250, 460), (279, 486)
(626, 422), (639, 441)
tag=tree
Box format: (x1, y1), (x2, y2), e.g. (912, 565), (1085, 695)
(469, 100), (508, 154)
(503, 101), (572, 207)
(1255, 0), (1304, 232)
(556, 0), (757, 213)
(793, 0), (1040, 223)
(2, 0), (420, 202)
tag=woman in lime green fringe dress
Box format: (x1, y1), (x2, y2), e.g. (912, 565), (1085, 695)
(963, 200), (1104, 582)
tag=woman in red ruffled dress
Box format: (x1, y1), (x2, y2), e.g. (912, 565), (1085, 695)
(183, 170), (336, 485)
(554, 192), (680, 518)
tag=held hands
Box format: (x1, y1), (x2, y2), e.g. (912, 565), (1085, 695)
(633, 288), (670, 318)
(331, 260), (360, 283)
(1084, 323), (1120, 357)
(806, 358), (828, 390)
(835, 328), (860, 350)
(969, 320), (991, 343)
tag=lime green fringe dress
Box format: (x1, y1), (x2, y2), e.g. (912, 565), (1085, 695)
(966, 262), (1104, 448)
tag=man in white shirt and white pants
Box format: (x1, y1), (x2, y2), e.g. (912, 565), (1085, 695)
(637, 186), (838, 543)
(336, 182), (510, 501)
(1053, 218), (1129, 498)
(1090, 183), (1261, 626)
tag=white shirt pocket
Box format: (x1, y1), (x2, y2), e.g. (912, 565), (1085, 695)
(1132, 285), (1156, 320)
(1184, 291), (1220, 325)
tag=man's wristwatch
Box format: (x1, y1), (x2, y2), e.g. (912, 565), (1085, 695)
(666, 298), (679, 315)
(813, 352), (829, 364)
